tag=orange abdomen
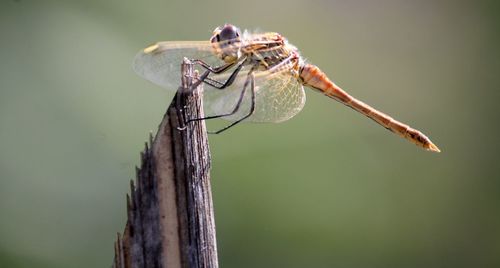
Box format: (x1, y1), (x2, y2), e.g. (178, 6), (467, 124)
(299, 63), (440, 152)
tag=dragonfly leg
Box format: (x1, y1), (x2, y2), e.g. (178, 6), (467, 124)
(177, 63), (243, 123)
(191, 59), (246, 90)
(191, 59), (235, 74)
(201, 76), (224, 87)
(208, 72), (256, 134)
(188, 59), (233, 89)
(186, 65), (256, 124)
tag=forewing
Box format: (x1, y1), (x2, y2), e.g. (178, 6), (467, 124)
(132, 41), (222, 91)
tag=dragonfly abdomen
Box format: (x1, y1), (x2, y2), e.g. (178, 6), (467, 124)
(299, 64), (440, 152)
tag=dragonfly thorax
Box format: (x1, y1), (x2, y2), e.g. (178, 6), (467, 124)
(240, 32), (301, 74)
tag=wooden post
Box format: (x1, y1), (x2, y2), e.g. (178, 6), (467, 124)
(113, 59), (218, 268)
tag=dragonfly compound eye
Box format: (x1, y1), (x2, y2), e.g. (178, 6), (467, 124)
(219, 24), (240, 41)
(211, 24), (242, 63)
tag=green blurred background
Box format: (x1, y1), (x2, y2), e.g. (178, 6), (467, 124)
(1, 0), (499, 267)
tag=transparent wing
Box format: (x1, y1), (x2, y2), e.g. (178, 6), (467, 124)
(251, 70), (306, 123)
(204, 67), (306, 123)
(133, 41), (222, 90)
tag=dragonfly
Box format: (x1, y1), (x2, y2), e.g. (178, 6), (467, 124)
(133, 24), (440, 152)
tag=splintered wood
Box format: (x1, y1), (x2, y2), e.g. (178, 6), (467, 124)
(113, 59), (218, 268)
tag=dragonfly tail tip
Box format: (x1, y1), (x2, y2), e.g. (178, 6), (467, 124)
(427, 142), (441, 153)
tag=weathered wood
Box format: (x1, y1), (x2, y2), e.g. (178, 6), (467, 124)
(114, 59), (218, 268)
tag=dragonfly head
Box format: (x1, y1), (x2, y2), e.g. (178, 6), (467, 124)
(211, 24), (242, 63)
